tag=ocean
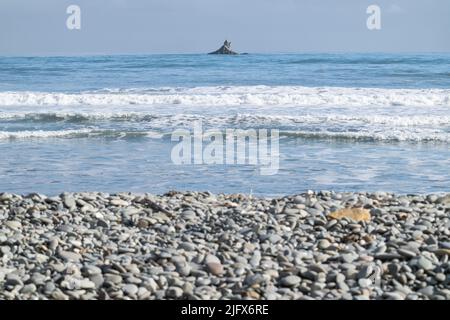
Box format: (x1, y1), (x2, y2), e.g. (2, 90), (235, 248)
(0, 53), (450, 196)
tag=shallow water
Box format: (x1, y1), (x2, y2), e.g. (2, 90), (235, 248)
(0, 53), (449, 195)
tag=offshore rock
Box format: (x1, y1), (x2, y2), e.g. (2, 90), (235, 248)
(209, 40), (238, 55)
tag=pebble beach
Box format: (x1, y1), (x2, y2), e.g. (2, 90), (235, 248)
(1, 191), (449, 300)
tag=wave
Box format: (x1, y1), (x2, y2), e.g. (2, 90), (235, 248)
(1, 127), (449, 143)
(282, 130), (450, 143)
(0, 129), (162, 140)
(2, 112), (450, 127)
(0, 129), (94, 140)
(1, 112), (450, 143)
(1, 86), (449, 107)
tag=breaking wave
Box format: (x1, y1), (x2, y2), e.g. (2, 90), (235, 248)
(0, 86), (449, 107)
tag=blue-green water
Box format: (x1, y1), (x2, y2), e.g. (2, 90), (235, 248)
(0, 53), (450, 195)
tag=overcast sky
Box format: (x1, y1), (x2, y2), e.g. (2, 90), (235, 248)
(1, 0), (449, 55)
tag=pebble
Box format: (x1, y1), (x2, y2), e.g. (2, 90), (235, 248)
(318, 239), (331, 250)
(58, 251), (82, 262)
(104, 274), (123, 284)
(82, 265), (102, 276)
(166, 286), (183, 299)
(97, 219), (109, 228)
(90, 274), (104, 288)
(5, 220), (22, 230)
(419, 286), (434, 297)
(123, 284), (138, 296)
(341, 253), (357, 263)
(358, 278), (372, 288)
(383, 292), (405, 300)
(417, 256), (434, 271)
(206, 262), (224, 276)
(137, 219), (149, 229)
(280, 276), (301, 287)
(110, 199), (129, 206)
(179, 242), (196, 251)
(6, 273), (23, 287)
(435, 273), (446, 282)
(63, 196), (76, 209)
(398, 248), (417, 258)
(357, 265), (373, 279)
(0, 191), (448, 300)
(21, 284), (37, 294)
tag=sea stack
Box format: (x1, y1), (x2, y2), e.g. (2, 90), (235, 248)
(209, 40), (238, 55)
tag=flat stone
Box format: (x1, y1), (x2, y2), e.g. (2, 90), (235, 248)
(328, 208), (371, 222)
(63, 197), (76, 209)
(181, 210), (196, 220)
(318, 239), (331, 250)
(136, 219), (149, 228)
(97, 219), (109, 228)
(104, 274), (123, 284)
(341, 253), (357, 263)
(357, 265), (373, 279)
(398, 248), (417, 258)
(6, 273), (23, 286)
(90, 274), (104, 288)
(110, 199), (129, 206)
(268, 234), (283, 244)
(179, 242), (196, 251)
(205, 254), (221, 265)
(434, 249), (450, 256)
(375, 253), (403, 261)
(82, 265), (102, 276)
(358, 278), (372, 288)
(123, 284), (138, 296)
(4, 220), (22, 230)
(435, 273), (446, 282)
(293, 196), (305, 204)
(20, 284), (37, 294)
(206, 262), (224, 276)
(280, 275), (301, 287)
(417, 256), (434, 271)
(383, 292), (405, 300)
(58, 251), (82, 262)
(31, 273), (46, 285)
(283, 208), (300, 215)
(80, 279), (96, 289)
(419, 286), (434, 297)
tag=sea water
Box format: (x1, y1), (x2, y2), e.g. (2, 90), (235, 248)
(0, 53), (449, 195)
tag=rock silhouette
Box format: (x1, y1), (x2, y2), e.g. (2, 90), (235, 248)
(209, 40), (238, 55)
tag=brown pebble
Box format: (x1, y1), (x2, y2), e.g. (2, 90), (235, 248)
(137, 219), (149, 228)
(206, 262), (224, 276)
(328, 208), (371, 222)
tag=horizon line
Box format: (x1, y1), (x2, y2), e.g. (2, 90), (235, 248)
(1, 50), (450, 58)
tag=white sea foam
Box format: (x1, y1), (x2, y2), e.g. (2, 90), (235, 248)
(1, 112), (450, 142)
(0, 86), (449, 107)
(0, 129), (94, 140)
(0, 128), (164, 140)
(1, 112), (450, 127)
(1, 86), (450, 143)
(282, 130), (450, 142)
(1, 127), (448, 143)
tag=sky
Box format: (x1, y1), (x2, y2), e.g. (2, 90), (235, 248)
(0, 0), (449, 55)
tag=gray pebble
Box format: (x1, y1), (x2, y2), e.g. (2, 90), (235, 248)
(280, 275), (301, 287)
